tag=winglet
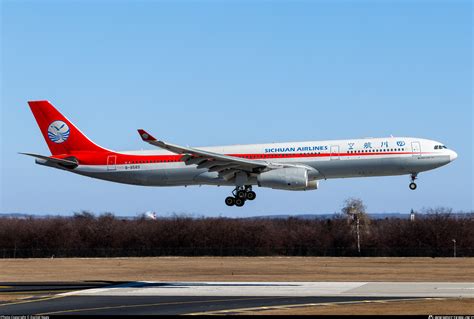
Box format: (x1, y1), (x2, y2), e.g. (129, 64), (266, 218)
(137, 129), (157, 142)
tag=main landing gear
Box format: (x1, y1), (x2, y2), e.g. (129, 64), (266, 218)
(225, 186), (256, 207)
(409, 173), (418, 190)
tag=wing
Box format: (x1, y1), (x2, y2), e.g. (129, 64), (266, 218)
(137, 129), (270, 180)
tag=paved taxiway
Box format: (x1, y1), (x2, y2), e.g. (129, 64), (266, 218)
(0, 281), (472, 315)
(0, 281), (120, 295)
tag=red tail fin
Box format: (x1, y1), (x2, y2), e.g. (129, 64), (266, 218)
(28, 101), (108, 155)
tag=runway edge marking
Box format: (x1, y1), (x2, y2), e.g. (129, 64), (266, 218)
(0, 295), (67, 307)
(36, 296), (286, 315)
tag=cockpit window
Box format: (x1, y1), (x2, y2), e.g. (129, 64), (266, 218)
(435, 145), (448, 150)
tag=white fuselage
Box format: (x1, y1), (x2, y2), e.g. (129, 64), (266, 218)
(39, 136), (457, 188)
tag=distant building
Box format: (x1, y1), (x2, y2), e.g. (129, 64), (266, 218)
(410, 209), (416, 222)
(145, 211), (157, 220)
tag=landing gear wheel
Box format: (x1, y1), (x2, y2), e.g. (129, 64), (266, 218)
(235, 198), (245, 207)
(236, 190), (247, 199)
(409, 173), (418, 190)
(225, 196), (236, 206)
(246, 191), (256, 200)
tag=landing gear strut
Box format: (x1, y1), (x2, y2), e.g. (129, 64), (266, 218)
(409, 173), (418, 190)
(225, 186), (256, 207)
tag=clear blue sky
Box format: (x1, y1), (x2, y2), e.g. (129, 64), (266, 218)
(1, 1), (472, 217)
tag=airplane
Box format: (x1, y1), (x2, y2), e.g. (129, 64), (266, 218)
(22, 101), (458, 207)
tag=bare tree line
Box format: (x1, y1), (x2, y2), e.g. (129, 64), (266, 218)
(0, 205), (472, 258)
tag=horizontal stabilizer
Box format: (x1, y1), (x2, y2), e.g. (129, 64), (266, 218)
(20, 152), (78, 169)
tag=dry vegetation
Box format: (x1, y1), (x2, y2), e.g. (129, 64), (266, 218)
(1, 257), (473, 282)
(1, 257), (472, 312)
(0, 208), (472, 258)
(249, 298), (474, 315)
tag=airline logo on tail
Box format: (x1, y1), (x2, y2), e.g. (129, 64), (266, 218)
(47, 120), (70, 143)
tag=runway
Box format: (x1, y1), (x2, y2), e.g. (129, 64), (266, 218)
(0, 281), (472, 315)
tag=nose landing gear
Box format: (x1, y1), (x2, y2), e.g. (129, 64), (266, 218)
(409, 173), (418, 190)
(225, 186), (256, 207)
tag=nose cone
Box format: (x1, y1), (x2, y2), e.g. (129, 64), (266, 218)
(449, 150), (458, 162)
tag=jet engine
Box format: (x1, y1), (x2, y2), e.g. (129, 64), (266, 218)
(257, 167), (319, 191)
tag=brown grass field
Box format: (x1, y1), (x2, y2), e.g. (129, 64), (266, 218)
(1, 256), (473, 282)
(247, 299), (474, 315)
(0, 257), (472, 314)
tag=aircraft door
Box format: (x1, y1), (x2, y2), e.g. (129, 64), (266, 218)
(411, 141), (421, 156)
(330, 145), (340, 160)
(107, 155), (117, 170)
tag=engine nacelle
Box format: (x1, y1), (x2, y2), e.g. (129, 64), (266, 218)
(257, 167), (319, 191)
